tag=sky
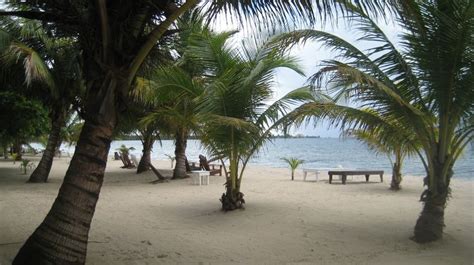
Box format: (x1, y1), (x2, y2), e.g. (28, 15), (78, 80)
(212, 12), (402, 137)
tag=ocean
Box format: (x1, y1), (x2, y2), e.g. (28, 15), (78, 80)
(57, 138), (473, 179)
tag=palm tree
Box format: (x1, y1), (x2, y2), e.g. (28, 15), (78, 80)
(192, 31), (318, 210)
(346, 127), (418, 190)
(140, 11), (210, 179)
(0, 1), (395, 263)
(282, 1), (473, 243)
(282, 157), (304, 181)
(0, 18), (82, 183)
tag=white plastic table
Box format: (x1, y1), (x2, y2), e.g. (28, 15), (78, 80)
(302, 168), (321, 181)
(190, 170), (210, 185)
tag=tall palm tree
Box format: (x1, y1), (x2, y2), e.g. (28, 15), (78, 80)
(0, 18), (82, 183)
(0, 1), (395, 263)
(283, 1), (473, 243)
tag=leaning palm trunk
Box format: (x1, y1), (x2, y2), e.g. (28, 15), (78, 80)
(13, 75), (120, 264)
(137, 133), (154, 174)
(28, 111), (65, 183)
(172, 128), (188, 179)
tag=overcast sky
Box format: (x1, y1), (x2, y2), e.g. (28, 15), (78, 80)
(212, 13), (401, 137)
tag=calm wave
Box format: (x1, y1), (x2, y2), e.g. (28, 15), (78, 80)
(60, 138), (473, 178)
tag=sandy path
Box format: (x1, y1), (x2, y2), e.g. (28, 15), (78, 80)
(0, 157), (472, 264)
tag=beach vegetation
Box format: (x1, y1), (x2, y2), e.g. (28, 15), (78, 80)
(19, 159), (35, 175)
(0, 92), (49, 162)
(282, 157), (304, 181)
(0, 1), (399, 263)
(346, 128), (418, 191)
(193, 32), (317, 210)
(283, 1), (473, 243)
(0, 17), (83, 183)
(116, 144), (136, 169)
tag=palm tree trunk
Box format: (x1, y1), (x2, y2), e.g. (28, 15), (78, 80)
(413, 189), (448, 243)
(13, 119), (114, 265)
(13, 69), (120, 264)
(172, 128), (188, 179)
(13, 139), (22, 161)
(412, 164), (451, 243)
(390, 162), (402, 190)
(28, 112), (65, 183)
(3, 144), (7, 159)
(220, 149), (245, 211)
(137, 133), (154, 174)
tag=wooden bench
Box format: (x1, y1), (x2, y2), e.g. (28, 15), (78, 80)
(328, 170), (384, 184)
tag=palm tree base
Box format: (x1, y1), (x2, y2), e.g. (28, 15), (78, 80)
(220, 191), (245, 211)
(412, 200), (445, 243)
(27, 175), (47, 183)
(389, 182), (401, 191)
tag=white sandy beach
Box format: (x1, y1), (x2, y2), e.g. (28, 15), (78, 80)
(0, 156), (472, 264)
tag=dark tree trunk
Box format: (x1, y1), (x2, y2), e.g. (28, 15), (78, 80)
(28, 112), (65, 183)
(13, 120), (114, 264)
(172, 128), (188, 179)
(13, 139), (22, 161)
(412, 166), (451, 243)
(413, 189), (448, 243)
(220, 185), (245, 211)
(137, 131), (154, 174)
(13, 64), (121, 263)
(390, 162), (402, 190)
(2, 144), (7, 159)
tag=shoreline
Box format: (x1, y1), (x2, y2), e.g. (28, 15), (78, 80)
(1, 157), (472, 264)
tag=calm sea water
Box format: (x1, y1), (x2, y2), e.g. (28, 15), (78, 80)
(59, 138), (473, 178)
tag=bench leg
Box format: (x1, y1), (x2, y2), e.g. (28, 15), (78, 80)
(380, 174), (383, 182)
(342, 174), (347, 184)
(304, 171), (307, 181)
(329, 174), (332, 184)
(365, 174), (369, 182)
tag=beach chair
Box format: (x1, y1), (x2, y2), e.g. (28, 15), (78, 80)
(199, 155), (222, 176)
(185, 156), (201, 171)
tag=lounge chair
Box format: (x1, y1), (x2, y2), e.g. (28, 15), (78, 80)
(199, 155), (222, 176)
(185, 156), (201, 171)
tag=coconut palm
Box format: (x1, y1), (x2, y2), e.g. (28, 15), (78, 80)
(0, 1), (396, 263)
(346, 126), (418, 190)
(0, 18), (82, 183)
(139, 11), (211, 179)
(282, 157), (304, 181)
(190, 30), (319, 210)
(282, 1), (473, 242)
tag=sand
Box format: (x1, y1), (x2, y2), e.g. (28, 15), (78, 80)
(0, 156), (473, 264)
